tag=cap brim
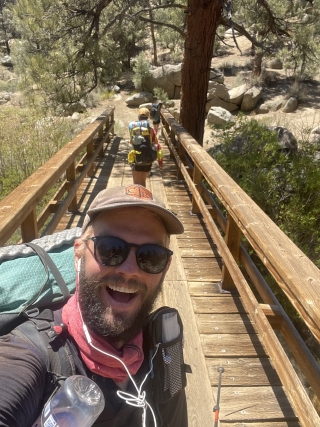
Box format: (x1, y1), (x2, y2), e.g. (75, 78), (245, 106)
(83, 203), (184, 235)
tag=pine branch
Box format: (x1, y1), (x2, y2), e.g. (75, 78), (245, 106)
(138, 15), (185, 37)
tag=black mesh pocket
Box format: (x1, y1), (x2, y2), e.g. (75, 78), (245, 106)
(148, 307), (187, 404)
(162, 340), (185, 397)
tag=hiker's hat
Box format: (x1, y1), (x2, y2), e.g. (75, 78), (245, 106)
(82, 185), (184, 235)
(138, 107), (150, 119)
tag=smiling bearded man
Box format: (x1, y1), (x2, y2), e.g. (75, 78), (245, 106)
(0, 184), (189, 427)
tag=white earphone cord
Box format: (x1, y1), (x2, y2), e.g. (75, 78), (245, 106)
(80, 305), (160, 427)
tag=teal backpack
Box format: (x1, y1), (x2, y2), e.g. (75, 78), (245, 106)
(0, 227), (81, 335)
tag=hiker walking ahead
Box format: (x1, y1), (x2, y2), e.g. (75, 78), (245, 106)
(0, 184), (188, 427)
(150, 102), (163, 134)
(128, 108), (158, 187)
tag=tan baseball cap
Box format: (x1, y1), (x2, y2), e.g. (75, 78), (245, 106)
(138, 107), (150, 118)
(82, 185), (184, 235)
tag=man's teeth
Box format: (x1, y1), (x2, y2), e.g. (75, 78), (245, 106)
(107, 284), (137, 294)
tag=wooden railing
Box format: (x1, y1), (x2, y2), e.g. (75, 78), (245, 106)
(0, 107), (115, 245)
(160, 110), (320, 427)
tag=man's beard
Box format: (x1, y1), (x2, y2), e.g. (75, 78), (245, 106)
(78, 263), (164, 344)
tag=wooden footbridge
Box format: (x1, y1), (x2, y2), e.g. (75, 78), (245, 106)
(0, 107), (320, 426)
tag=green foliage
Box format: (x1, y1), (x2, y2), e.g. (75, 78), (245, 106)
(154, 3), (185, 64)
(9, 0), (133, 111)
(0, 107), (76, 199)
(209, 116), (320, 268)
(232, 0), (320, 80)
(153, 87), (168, 102)
(100, 89), (115, 101)
(132, 53), (151, 91)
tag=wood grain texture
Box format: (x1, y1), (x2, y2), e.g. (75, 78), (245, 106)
(206, 357), (281, 386)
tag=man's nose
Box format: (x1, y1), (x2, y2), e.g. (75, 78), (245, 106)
(114, 246), (141, 275)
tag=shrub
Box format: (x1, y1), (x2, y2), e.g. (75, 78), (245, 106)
(209, 116), (320, 267)
(132, 53), (151, 91)
(153, 87), (169, 103)
(0, 107), (77, 199)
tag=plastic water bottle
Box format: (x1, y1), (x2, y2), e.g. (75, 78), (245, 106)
(32, 375), (105, 427)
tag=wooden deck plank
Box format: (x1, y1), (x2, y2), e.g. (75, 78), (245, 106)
(218, 386), (298, 421)
(196, 313), (255, 334)
(188, 282), (224, 295)
(206, 357), (281, 386)
(202, 333), (267, 357)
(192, 296), (246, 313)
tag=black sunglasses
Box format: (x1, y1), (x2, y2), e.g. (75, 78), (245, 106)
(88, 236), (173, 274)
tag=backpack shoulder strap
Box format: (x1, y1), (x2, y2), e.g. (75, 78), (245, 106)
(14, 320), (50, 368)
(25, 242), (71, 302)
(14, 309), (76, 378)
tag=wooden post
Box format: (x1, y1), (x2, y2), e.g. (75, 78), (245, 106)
(163, 119), (170, 146)
(21, 209), (38, 242)
(222, 214), (242, 291)
(98, 124), (104, 157)
(66, 161), (78, 212)
(87, 140), (95, 177)
(169, 129), (176, 159)
(192, 165), (203, 214)
(178, 143), (186, 180)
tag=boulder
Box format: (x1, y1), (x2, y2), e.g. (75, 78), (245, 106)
(282, 97), (298, 113)
(228, 83), (247, 105)
(168, 108), (180, 122)
(240, 86), (263, 112)
(164, 100), (175, 108)
(1, 55), (13, 67)
(71, 112), (81, 121)
(107, 84), (120, 93)
(309, 126), (320, 144)
(266, 99), (284, 112)
(0, 93), (11, 101)
(207, 107), (235, 126)
(207, 82), (229, 101)
(267, 126), (298, 152)
(144, 64), (182, 99)
(125, 92), (153, 106)
(255, 102), (270, 114)
(209, 69), (224, 84)
(206, 97), (238, 113)
(64, 101), (87, 115)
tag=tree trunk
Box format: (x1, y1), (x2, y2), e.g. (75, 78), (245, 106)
(180, 0), (223, 146)
(252, 51), (263, 77)
(148, 0), (158, 66)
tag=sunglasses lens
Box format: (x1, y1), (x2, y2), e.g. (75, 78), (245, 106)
(137, 245), (170, 274)
(95, 237), (128, 266)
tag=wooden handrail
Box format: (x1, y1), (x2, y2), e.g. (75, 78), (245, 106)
(160, 110), (320, 427)
(0, 107), (115, 245)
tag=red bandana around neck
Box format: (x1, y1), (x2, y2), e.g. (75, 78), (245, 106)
(62, 294), (144, 382)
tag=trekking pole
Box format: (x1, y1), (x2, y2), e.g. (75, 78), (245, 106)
(213, 366), (224, 427)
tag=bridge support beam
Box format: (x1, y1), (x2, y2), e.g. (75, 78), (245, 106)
(222, 214), (241, 291)
(21, 209), (38, 242)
